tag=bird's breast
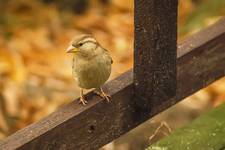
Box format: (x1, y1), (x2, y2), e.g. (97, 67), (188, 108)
(72, 55), (111, 89)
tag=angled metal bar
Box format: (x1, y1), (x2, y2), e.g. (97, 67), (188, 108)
(1, 18), (225, 150)
(134, 0), (178, 110)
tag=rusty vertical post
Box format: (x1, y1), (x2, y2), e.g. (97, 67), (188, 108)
(134, 0), (178, 112)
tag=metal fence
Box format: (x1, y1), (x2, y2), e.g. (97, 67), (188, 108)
(1, 0), (225, 149)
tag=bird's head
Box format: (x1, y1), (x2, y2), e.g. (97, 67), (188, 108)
(66, 34), (99, 58)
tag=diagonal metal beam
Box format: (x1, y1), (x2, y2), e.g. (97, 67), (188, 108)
(1, 18), (225, 150)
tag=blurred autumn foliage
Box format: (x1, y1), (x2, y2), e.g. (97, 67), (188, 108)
(0, 0), (225, 140)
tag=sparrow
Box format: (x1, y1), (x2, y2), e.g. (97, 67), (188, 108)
(66, 34), (113, 105)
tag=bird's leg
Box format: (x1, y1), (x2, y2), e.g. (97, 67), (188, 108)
(94, 87), (111, 102)
(79, 88), (88, 105)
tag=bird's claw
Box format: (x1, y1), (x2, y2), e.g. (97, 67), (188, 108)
(94, 90), (111, 102)
(101, 92), (111, 102)
(79, 96), (88, 105)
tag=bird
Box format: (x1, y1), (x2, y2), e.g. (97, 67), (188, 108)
(66, 34), (113, 105)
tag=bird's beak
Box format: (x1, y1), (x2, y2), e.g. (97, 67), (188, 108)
(66, 45), (79, 53)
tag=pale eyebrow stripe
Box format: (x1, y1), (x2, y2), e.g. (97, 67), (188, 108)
(82, 40), (99, 50)
(79, 35), (93, 41)
(71, 35), (93, 46)
(81, 37), (96, 43)
(73, 41), (98, 48)
(83, 40), (97, 44)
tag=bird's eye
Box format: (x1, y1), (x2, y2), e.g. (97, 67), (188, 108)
(78, 43), (83, 47)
